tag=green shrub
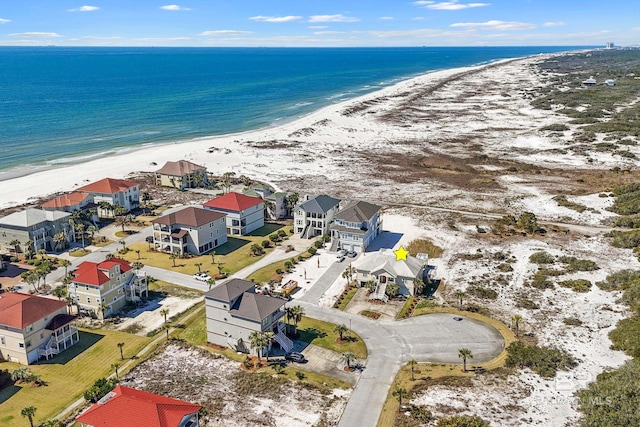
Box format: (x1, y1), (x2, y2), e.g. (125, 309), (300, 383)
(313, 240), (323, 249)
(529, 251), (555, 264)
(84, 377), (119, 403)
(608, 230), (640, 249)
(596, 270), (640, 291)
(558, 279), (592, 293)
(437, 415), (490, 427)
(613, 214), (640, 228)
(9, 256), (18, 262)
(497, 263), (513, 272)
(516, 298), (540, 310)
(530, 271), (554, 290)
(563, 317), (583, 326)
(578, 360), (640, 427)
(609, 317), (640, 358)
(541, 123), (569, 132)
(553, 195), (587, 213)
(506, 341), (577, 378)
(307, 247), (317, 256)
(466, 286), (498, 300)
(557, 256), (599, 272)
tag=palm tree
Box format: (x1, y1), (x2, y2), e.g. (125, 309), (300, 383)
(408, 359), (418, 381)
(99, 302), (110, 320)
(113, 204), (127, 217)
(86, 225), (98, 241)
(162, 322), (172, 340)
(21, 406), (37, 427)
(286, 193), (299, 215)
(290, 305), (305, 335)
(334, 324), (348, 341)
(21, 271), (38, 293)
(117, 342), (125, 360)
(207, 278), (216, 290)
(75, 223), (86, 248)
(169, 254), (177, 267)
(36, 262), (52, 289)
(453, 290), (466, 309)
(511, 314), (523, 337)
(342, 264), (356, 284)
(118, 240), (126, 251)
(115, 214), (131, 234)
(135, 249), (141, 260)
(24, 240), (34, 259)
(38, 249), (48, 261)
(392, 386), (408, 412)
(209, 251), (216, 264)
(413, 278), (425, 296)
(59, 259), (71, 278)
(263, 332), (275, 363)
(160, 308), (169, 324)
(458, 348), (473, 372)
(248, 331), (267, 364)
(284, 306), (295, 333)
(52, 286), (67, 301)
(98, 201), (114, 218)
(217, 261), (225, 275)
(111, 362), (120, 380)
(8, 239), (20, 254)
(340, 352), (356, 369)
(53, 232), (66, 252)
(194, 262), (202, 273)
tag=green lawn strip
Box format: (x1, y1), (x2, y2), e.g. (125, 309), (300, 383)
(0, 330), (151, 427)
(259, 364), (352, 390)
(69, 249), (91, 257)
(147, 280), (204, 298)
(119, 223), (285, 277)
(396, 296), (416, 319)
(246, 259), (289, 284)
(296, 316), (367, 359)
(334, 288), (358, 310)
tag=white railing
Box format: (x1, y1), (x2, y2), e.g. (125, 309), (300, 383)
(51, 325), (78, 345)
(369, 282), (389, 303)
(274, 330), (293, 352)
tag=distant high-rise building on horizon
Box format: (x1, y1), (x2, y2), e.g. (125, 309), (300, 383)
(606, 42), (615, 49)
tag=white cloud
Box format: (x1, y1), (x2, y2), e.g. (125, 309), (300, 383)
(633, 27), (640, 32)
(380, 16), (394, 20)
(249, 15), (303, 23)
(9, 32), (63, 37)
(543, 21), (565, 27)
(68, 5), (99, 12)
(415, 1), (490, 10)
(308, 14), (359, 23)
(314, 31), (346, 35)
(413, 17), (425, 21)
(200, 30), (252, 36)
(0, 18), (12, 24)
(160, 5), (191, 11)
(451, 20), (536, 31)
(308, 25), (328, 29)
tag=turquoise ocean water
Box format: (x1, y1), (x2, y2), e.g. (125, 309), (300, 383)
(0, 46), (582, 178)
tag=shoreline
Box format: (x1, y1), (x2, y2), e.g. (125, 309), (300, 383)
(0, 56), (525, 210)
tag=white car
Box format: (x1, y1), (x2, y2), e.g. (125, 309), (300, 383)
(193, 272), (212, 282)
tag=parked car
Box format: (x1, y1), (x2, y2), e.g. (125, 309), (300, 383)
(347, 251), (357, 258)
(193, 272), (211, 282)
(145, 236), (154, 243)
(285, 352), (305, 363)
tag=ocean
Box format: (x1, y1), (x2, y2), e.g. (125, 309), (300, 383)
(0, 46), (580, 178)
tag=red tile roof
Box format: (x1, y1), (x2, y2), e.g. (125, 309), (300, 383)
(203, 192), (263, 212)
(73, 258), (132, 287)
(42, 192), (92, 209)
(77, 178), (138, 195)
(77, 385), (201, 427)
(0, 293), (67, 329)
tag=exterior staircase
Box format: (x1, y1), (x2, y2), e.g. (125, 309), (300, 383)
(275, 324), (294, 352)
(38, 336), (60, 360)
(369, 282), (389, 303)
(329, 238), (339, 252)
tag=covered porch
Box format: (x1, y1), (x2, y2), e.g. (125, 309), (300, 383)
(39, 314), (80, 360)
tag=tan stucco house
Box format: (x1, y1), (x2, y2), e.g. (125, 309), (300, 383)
(152, 207), (227, 256)
(155, 160), (208, 189)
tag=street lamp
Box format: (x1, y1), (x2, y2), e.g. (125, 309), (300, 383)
(349, 317), (352, 338)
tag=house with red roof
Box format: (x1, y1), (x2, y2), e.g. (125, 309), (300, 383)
(151, 207), (227, 256)
(77, 178), (140, 218)
(77, 385), (201, 427)
(0, 293), (78, 364)
(42, 191), (94, 213)
(69, 258), (146, 319)
(203, 192), (264, 235)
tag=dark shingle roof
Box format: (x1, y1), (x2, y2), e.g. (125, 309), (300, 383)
(152, 206), (226, 227)
(205, 278), (255, 303)
(334, 200), (381, 222)
(230, 292), (286, 322)
(297, 195), (340, 214)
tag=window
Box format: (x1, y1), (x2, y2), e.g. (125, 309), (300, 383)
(0, 336), (5, 345)
(19, 343), (24, 348)
(25, 340), (31, 348)
(87, 297), (91, 303)
(113, 296), (117, 301)
(40, 333), (44, 339)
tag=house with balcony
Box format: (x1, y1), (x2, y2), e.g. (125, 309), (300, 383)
(0, 208), (72, 253)
(0, 292), (79, 364)
(351, 248), (434, 301)
(42, 192), (95, 213)
(69, 258), (145, 319)
(330, 200), (383, 253)
(205, 278), (293, 354)
(293, 194), (341, 239)
(203, 192), (264, 236)
(155, 160), (208, 189)
(77, 178), (139, 218)
(77, 385), (201, 427)
(152, 207), (227, 256)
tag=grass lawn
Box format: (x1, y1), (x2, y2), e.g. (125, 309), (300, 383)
(334, 288), (357, 310)
(69, 248), (91, 257)
(296, 316), (367, 359)
(0, 330), (151, 427)
(119, 223), (285, 277)
(148, 280), (203, 298)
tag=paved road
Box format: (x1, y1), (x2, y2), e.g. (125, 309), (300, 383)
(298, 257), (352, 304)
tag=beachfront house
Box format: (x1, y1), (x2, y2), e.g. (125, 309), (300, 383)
(151, 207), (227, 256)
(69, 257), (146, 319)
(265, 192), (287, 220)
(0, 292), (79, 364)
(41, 192), (94, 213)
(330, 200), (383, 253)
(203, 192), (264, 236)
(155, 160), (208, 189)
(294, 195), (341, 239)
(0, 208), (72, 254)
(77, 178), (139, 218)
(77, 385), (201, 427)
(352, 248), (434, 301)
(205, 278), (293, 354)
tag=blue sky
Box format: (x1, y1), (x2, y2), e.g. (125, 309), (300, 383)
(0, 1), (637, 47)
